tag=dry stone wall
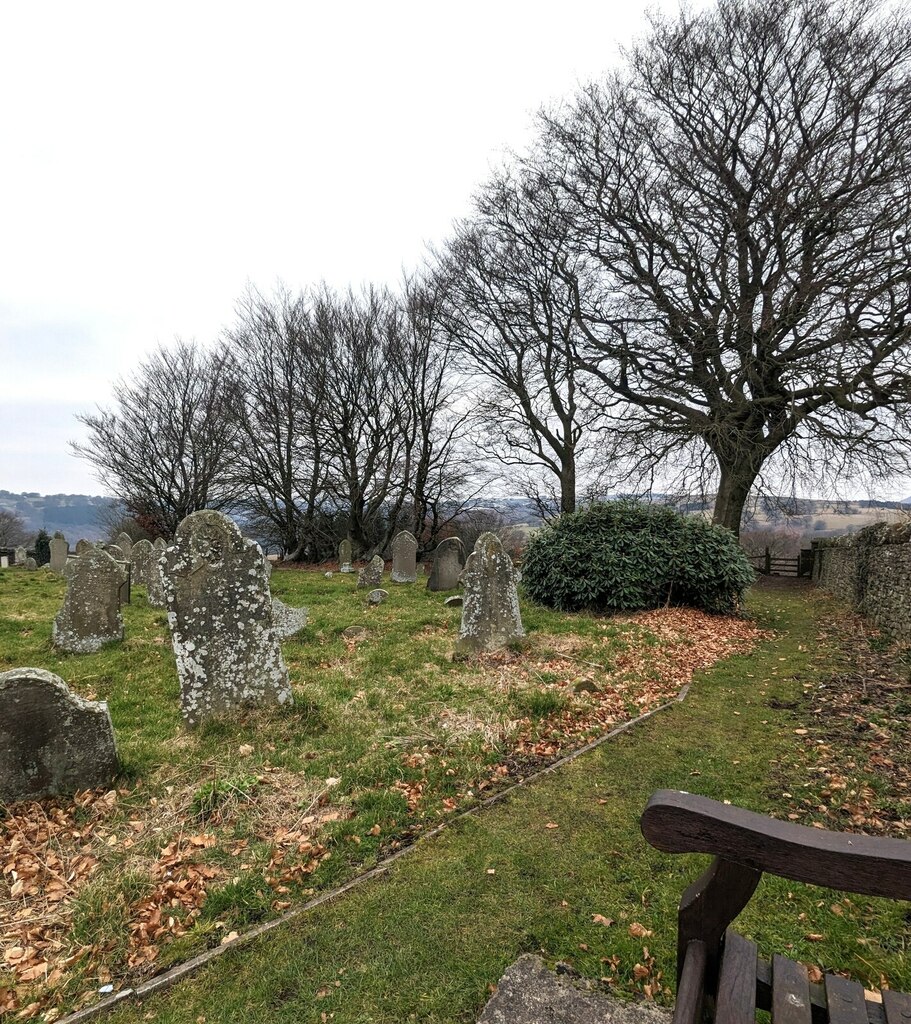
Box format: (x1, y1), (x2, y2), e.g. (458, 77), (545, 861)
(813, 524), (911, 641)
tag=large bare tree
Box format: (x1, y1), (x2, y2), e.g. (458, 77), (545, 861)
(535, 0), (911, 533)
(72, 341), (238, 537)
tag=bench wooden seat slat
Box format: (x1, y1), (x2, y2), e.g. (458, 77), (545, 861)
(883, 989), (911, 1024)
(772, 953), (813, 1024)
(825, 972), (869, 1024)
(715, 930), (758, 1024)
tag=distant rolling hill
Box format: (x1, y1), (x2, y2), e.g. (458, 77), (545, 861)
(0, 490), (113, 541)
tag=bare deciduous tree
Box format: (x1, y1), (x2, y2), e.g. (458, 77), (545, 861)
(72, 341), (238, 537)
(0, 509), (29, 547)
(535, 0), (911, 534)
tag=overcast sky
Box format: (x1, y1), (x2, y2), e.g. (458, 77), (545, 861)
(2, 1), (909, 501)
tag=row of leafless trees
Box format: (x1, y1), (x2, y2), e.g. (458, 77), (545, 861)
(75, 0), (911, 542)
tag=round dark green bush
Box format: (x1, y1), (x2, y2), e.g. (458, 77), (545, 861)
(521, 500), (755, 615)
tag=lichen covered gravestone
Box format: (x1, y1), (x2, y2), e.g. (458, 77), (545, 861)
(367, 588), (388, 605)
(161, 510), (292, 727)
(115, 532), (133, 559)
(455, 532), (524, 657)
(391, 530), (418, 583)
(14, 545), (27, 566)
(146, 550), (167, 608)
(49, 535), (69, 573)
(75, 538), (93, 555)
(271, 597), (309, 638)
(153, 537), (167, 552)
(339, 538), (353, 573)
(130, 539), (155, 588)
(53, 546), (128, 652)
(357, 554), (384, 589)
(25, 557), (37, 571)
(0, 668), (119, 802)
(427, 537), (466, 592)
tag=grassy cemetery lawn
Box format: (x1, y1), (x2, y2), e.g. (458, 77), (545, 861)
(83, 579), (911, 1024)
(0, 566), (763, 1018)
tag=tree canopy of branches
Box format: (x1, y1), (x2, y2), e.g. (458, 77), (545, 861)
(0, 509), (29, 547)
(72, 341), (238, 537)
(529, 0), (911, 533)
(438, 170), (604, 518)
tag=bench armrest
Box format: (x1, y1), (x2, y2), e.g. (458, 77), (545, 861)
(641, 790), (911, 902)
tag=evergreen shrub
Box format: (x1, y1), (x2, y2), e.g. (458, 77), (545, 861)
(521, 500), (755, 615)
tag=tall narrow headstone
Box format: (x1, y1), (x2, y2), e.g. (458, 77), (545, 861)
(14, 545), (27, 566)
(146, 549), (167, 608)
(52, 547), (127, 652)
(161, 510), (292, 727)
(338, 538), (353, 573)
(0, 668), (119, 802)
(131, 539), (154, 588)
(49, 535), (69, 573)
(427, 537), (466, 592)
(391, 531), (418, 583)
(75, 538), (93, 555)
(115, 532), (133, 560)
(357, 554), (384, 589)
(454, 533), (524, 657)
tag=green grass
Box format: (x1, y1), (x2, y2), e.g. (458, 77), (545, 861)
(94, 581), (909, 1024)
(0, 564), (721, 1016)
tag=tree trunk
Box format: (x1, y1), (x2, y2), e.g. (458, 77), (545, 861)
(560, 458), (576, 516)
(711, 462), (759, 538)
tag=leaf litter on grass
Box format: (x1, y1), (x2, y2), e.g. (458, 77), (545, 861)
(0, 573), (768, 1018)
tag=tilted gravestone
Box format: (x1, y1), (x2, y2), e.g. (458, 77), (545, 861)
(454, 532), (524, 657)
(367, 588), (388, 605)
(161, 510), (292, 727)
(131, 539), (154, 587)
(391, 531), (418, 583)
(115, 532), (133, 559)
(14, 545), (27, 566)
(49, 535), (69, 573)
(0, 668), (119, 802)
(338, 538), (353, 573)
(271, 597), (308, 638)
(52, 547), (128, 653)
(427, 537), (466, 592)
(75, 538), (93, 555)
(357, 554), (384, 589)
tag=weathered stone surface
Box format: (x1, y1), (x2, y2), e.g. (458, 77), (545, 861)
(391, 531), (418, 583)
(478, 955), (671, 1024)
(25, 557), (38, 571)
(49, 535), (69, 573)
(53, 547), (127, 653)
(103, 544), (126, 561)
(146, 549), (167, 608)
(75, 538), (93, 555)
(342, 625), (367, 640)
(161, 510), (292, 727)
(367, 588), (388, 605)
(444, 595), (464, 607)
(271, 597), (309, 638)
(115, 532), (133, 559)
(14, 545), (27, 566)
(324, 571), (334, 578)
(357, 554), (384, 589)
(0, 668), (119, 802)
(455, 533), (524, 657)
(153, 537), (167, 552)
(339, 538), (353, 572)
(263, 558), (273, 580)
(427, 537), (466, 592)
(131, 539), (155, 588)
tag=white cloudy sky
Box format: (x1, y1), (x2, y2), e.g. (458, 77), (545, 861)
(2, 1), (909, 501)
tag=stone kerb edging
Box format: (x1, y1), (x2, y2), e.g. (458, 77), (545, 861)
(57, 684), (692, 1024)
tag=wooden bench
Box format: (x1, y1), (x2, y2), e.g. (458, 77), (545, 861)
(640, 790), (911, 1024)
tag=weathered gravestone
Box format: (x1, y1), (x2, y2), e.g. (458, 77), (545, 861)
(338, 538), (353, 573)
(49, 535), (69, 573)
(367, 588), (388, 605)
(115, 532), (133, 559)
(103, 544), (125, 561)
(161, 510), (292, 727)
(271, 598), (309, 638)
(263, 557), (273, 580)
(357, 554), (384, 589)
(14, 545), (27, 566)
(153, 537), (167, 553)
(75, 538), (93, 555)
(146, 549), (167, 608)
(25, 557), (37, 571)
(131, 539), (154, 587)
(454, 532), (524, 657)
(52, 546), (128, 653)
(391, 531), (418, 583)
(427, 537), (466, 592)
(0, 668), (119, 802)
